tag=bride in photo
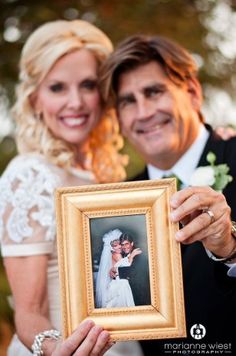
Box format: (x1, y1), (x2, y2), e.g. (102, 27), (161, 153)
(95, 228), (142, 308)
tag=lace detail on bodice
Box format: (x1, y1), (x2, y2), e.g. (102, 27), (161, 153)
(0, 155), (60, 244)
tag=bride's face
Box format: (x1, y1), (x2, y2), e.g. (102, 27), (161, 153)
(111, 241), (122, 253)
(33, 49), (102, 146)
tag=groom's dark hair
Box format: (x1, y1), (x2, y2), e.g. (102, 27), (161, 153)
(100, 34), (204, 123)
(119, 232), (134, 244)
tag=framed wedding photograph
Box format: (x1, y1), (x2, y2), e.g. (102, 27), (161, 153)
(55, 178), (186, 341)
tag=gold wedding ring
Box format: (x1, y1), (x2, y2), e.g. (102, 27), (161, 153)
(202, 209), (215, 224)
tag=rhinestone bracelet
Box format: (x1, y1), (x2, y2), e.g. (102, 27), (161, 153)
(31, 329), (61, 355)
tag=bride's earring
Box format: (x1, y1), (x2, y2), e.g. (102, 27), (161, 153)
(35, 111), (43, 120)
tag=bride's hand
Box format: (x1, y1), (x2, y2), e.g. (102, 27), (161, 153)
(128, 248), (143, 264)
(215, 126), (236, 140)
(130, 248), (142, 258)
(52, 320), (112, 356)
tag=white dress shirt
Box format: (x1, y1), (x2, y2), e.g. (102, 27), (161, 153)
(147, 124), (236, 277)
(147, 124), (209, 186)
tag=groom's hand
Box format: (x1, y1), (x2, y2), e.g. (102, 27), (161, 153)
(170, 186), (234, 258)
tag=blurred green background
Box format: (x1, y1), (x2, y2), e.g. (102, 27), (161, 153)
(1, 0), (236, 353)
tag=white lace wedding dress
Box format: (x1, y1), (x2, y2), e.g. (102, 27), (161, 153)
(106, 258), (135, 308)
(0, 153), (143, 356)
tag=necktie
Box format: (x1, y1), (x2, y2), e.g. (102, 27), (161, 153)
(163, 174), (182, 191)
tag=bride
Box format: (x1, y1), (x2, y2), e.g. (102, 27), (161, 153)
(95, 229), (142, 308)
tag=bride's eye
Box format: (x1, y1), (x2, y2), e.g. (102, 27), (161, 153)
(49, 83), (64, 93)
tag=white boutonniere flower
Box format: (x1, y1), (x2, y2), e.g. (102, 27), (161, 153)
(190, 152), (233, 192)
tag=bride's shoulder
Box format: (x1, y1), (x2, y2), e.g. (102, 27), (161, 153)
(4, 153), (49, 169)
(0, 153), (59, 186)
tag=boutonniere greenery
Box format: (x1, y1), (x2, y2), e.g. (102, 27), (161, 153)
(190, 152), (233, 192)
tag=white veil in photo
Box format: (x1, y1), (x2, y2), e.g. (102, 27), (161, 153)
(95, 228), (122, 308)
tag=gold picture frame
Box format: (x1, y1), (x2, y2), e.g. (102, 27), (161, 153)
(55, 178), (186, 341)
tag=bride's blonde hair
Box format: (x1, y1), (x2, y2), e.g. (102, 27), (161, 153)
(12, 19), (128, 182)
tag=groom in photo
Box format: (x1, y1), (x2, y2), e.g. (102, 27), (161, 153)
(117, 232), (151, 306)
(101, 35), (236, 354)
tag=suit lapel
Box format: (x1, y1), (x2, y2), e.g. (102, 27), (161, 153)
(197, 124), (226, 167)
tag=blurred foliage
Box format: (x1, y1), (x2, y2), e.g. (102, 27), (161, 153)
(0, 0), (236, 94)
(0, 257), (14, 326)
(0, 136), (17, 173)
(0, 0), (210, 97)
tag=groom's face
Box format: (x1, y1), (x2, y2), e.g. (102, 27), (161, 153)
(121, 240), (134, 254)
(116, 61), (201, 169)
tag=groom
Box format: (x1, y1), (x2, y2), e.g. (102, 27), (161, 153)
(101, 34), (236, 353)
(117, 232), (151, 306)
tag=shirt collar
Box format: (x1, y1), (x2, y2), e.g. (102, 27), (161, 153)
(147, 124), (209, 187)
